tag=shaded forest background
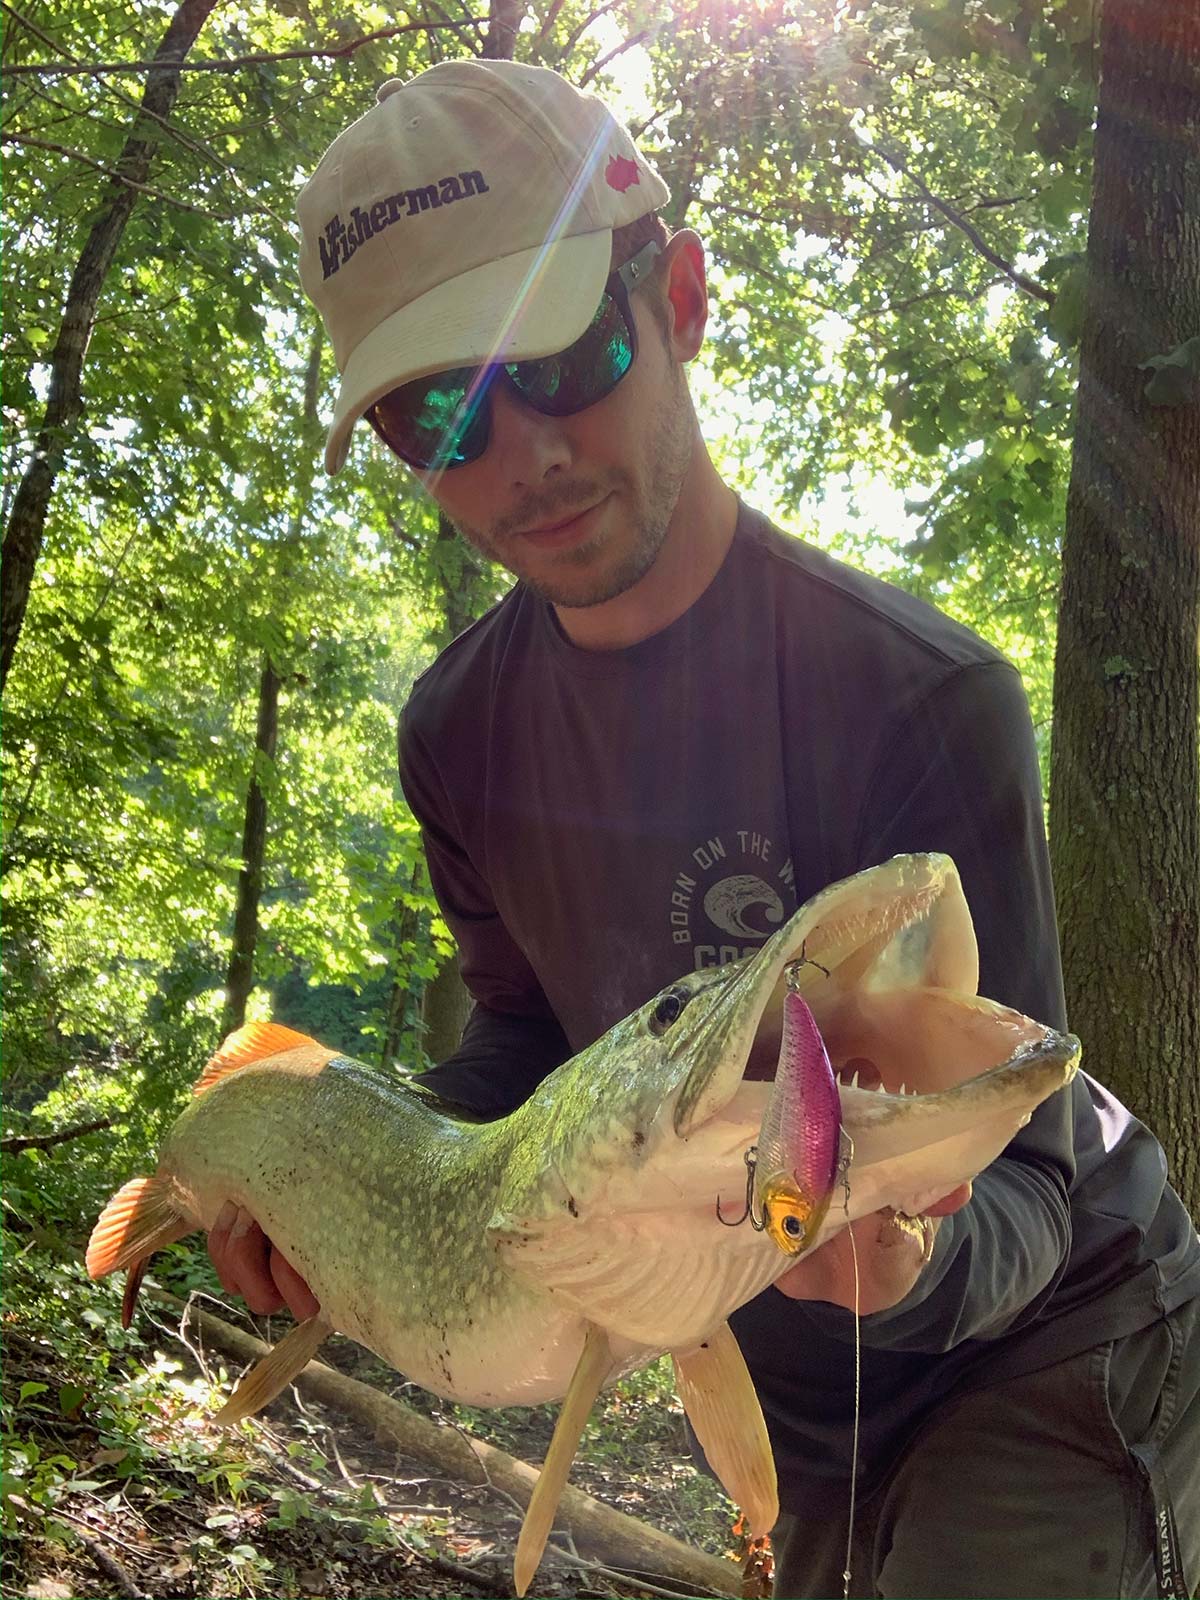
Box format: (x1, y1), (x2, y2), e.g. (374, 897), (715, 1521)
(2, 0), (1198, 1593)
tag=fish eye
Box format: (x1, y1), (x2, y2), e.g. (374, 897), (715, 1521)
(649, 984), (689, 1035)
(782, 1214), (802, 1238)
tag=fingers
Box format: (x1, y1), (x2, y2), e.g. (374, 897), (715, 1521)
(207, 1202), (321, 1320)
(207, 1202), (284, 1315)
(270, 1249), (321, 1322)
(774, 1208), (933, 1312)
(926, 1181), (972, 1217)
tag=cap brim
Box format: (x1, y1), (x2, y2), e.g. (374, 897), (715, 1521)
(324, 230), (613, 473)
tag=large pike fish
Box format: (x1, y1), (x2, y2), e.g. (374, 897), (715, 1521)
(87, 854), (1079, 1594)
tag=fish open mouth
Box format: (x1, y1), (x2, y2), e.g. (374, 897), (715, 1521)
(675, 853), (1076, 1138)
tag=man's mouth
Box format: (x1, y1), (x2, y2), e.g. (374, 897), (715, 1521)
(517, 495), (609, 546)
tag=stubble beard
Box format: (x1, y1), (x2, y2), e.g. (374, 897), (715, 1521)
(448, 375), (695, 610)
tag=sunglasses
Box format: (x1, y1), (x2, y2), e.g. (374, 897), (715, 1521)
(365, 240), (662, 472)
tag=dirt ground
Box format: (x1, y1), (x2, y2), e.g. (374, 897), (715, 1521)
(4, 1292), (757, 1600)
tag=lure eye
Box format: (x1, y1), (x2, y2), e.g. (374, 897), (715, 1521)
(649, 984), (689, 1035)
(762, 1189), (816, 1256)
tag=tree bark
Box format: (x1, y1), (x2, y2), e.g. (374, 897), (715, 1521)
(0, 0), (218, 693)
(405, 0), (531, 1057)
(221, 658), (281, 1039)
(482, 0), (524, 62)
(379, 863), (424, 1071)
(219, 323), (322, 1041)
(421, 952), (477, 1063)
(1048, 0), (1200, 1215)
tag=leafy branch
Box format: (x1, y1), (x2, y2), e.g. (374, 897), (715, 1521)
(579, 28), (653, 89)
(1, 132), (248, 221)
(0, 11), (489, 78)
(2, 1118), (117, 1153)
(1, 0), (218, 692)
(862, 136), (1055, 306)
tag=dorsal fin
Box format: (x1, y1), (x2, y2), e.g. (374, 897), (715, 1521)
(193, 1022), (327, 1096)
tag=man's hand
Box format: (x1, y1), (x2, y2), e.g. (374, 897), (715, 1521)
(208, 1202), (320, 1321)
(773, 1183), (971, 1313)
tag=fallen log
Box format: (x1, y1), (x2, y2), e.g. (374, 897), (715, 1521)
(154, 1291), (743, 1599)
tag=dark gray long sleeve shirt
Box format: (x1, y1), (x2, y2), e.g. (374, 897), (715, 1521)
(398, 502), (1200, 1508)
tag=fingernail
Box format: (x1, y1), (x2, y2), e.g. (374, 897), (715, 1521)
(230, 1209), (253, 1241)
(215, 1201), (237, 1231)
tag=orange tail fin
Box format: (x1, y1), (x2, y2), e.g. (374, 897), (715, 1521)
(86, 1176), (191, 1325)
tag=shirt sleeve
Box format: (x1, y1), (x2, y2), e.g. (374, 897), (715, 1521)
(417, 1001), (572, 1117)
(398, 707), (570, 1117)
(831, 659), (1076, 1351)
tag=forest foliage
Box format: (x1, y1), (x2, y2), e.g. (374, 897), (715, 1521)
(3, 0), (1097, 1180)
(20, 0), (1194, 1286)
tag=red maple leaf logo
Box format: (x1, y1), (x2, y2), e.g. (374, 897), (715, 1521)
(605, 154), (641, 193)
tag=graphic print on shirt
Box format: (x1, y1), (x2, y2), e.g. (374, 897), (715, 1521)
(668, 830), (798, 969)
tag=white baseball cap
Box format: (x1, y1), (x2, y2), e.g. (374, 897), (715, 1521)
(297, 59), (671, 472)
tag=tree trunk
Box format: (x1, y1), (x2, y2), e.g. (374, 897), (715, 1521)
(412, 519), (493, 1047)
(379, 864), (425, 1071)
(1048, 0), (1200, 1215)
(408, 0), (529, 1065)
(222, 658), (281, 1039)
(421, 953), (476, 1063)
(0, 0), (217, 693)
(219, 323), (323, 1041)
(483, 0), (524, 62)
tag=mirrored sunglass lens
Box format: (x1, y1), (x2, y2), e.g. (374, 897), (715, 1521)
(372, 368), (489, 467)
(508, 294), (633, 415)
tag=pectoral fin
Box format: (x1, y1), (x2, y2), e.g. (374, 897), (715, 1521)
(672, 1321), (778, 1539)
(215, 1315), (331, 1426)
(513, 1321), (612, 1598)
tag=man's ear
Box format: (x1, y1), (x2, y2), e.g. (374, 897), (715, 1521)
(660, 230), (708, 362)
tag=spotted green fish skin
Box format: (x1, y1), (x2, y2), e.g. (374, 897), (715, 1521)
(129, 854), (1080, 1408)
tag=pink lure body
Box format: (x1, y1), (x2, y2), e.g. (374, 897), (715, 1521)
(754, 986), (842, 1243)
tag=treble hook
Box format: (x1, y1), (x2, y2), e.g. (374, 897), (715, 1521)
(786, 938), (830, 983)
(715, 1144), (766, 1230)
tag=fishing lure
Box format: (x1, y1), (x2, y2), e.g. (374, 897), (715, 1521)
(718, 961), (849, 1250)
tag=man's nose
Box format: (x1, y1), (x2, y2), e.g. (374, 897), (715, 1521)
(486, 377), (573, 486)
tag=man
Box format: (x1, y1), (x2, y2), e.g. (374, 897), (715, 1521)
(210, 60), (1200, 1596)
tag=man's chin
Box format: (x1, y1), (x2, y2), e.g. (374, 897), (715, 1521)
(526, 554), (656, 610)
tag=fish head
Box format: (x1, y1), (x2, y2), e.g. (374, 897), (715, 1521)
(491, 853), (1079, 1349)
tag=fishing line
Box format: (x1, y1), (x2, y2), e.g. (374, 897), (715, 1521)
(841, 1139), (861, 1600)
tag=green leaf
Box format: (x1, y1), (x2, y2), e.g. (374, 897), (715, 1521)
(909, 417), (944, 456)
(58, 1384), (87, 1417)
(1047, 264), (1088, 348)
(19, 1382), (49, 1403)
(1040, 173), (1079, 228)
(1139, 336), (1200, 407)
